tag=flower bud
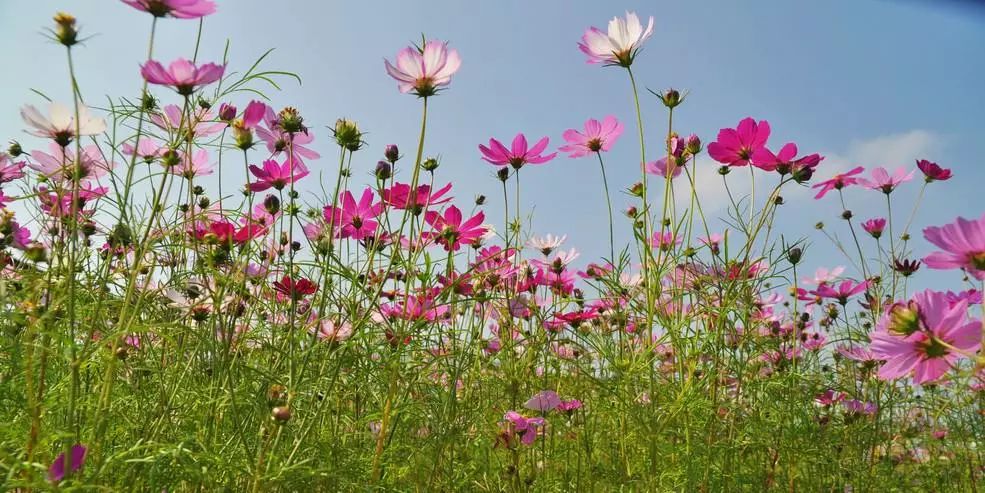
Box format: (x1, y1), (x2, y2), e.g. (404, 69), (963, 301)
(717, 166), (730, 176)
(278, 107), (306, 134)
(53, 12), (79, 47)
(787, 247), (803, 265)
(475, 195), (486, 206)
(384, 144), (400, 163)
(496, 168), (510, 182)
(656, 88), (683, 108)
(7, 141), (23, 158)
(333, 118), (363, 151)
(685, 134), (702, 155)
(841, 210), (853, 220)
(422, 157), (439, 172)
(629, 182), (644, 197)
(218, 103), (237, 122)
(271, 405), (292, 423)
(625, 206), (638, 217)
(263, 194), (280, 214)
(375, 161), (392, 180)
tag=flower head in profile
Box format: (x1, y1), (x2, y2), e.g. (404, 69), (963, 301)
(811, 166), (865, 199)
(121, 0), (216, 19)
(916, 159), (952, 182)
(323, 188), (384, 241)
(527, 234), (566, 256)
(21, 102), (105, 146)
(479, 133), (556, 169)
(0, 153), (26, 184)
(861, 218), (886, 239)
(382, 182), (453, 214)
(559, 116), (624, 158)
(272, 275), (318, 301)
(751, 142), (824, 179)
(922, 213), (985, 280)
(870, 289), (981, 384)
(248, 157), (309, 192)
(500, 411), (546, 447)
(384, 40), (461, 97)
(578, 12), (654, 67)
(49, 444), (86, 482)
(141, 58), (225, 95)
(524, 390), (562, 413)
(859, 166), (915, 194)
(424, 205), (487, 251)
(812, 279), (870, 305)
(707, 118), (771, 168)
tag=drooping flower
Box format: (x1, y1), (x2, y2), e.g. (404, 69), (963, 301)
(916, 159), (952, 182)
(479, 133), (556, 169)
(323, 187), (384, 241)
(811, 166), (865, 199)
(861, 218), (886, 239)
(707, 118), (771, 168)
(121, 0), (215, 18)
(141, 58), (225, 95)
(558, 116), (624, 158)
(384, 40), (461, 97)
(870, 289), (981, 384)
(859, 166), (915, 194)
(423, 206), (487, 251)
(248, 157), (309, 192)
(49, 444), (86, 482)
(922, 213), (985, 280)
(21, 102), (106, 145)
(578, 12), (655, 67)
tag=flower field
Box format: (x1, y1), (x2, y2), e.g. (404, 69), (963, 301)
(0, 2), (983, 491)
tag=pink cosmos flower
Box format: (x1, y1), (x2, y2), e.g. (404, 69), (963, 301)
(814, 389), (846, 407)
(424, 205), (487, 251)
(479, 133), (556, 169)
(255, 107), (320, 161)
(502, 411), (546, 446)
(272, 275), (318, 301)
(141, 58), (225, 95)
(578, 12), (654, 67)
(380, 291), (449, 323)
(922, 213), (985, 280)
(310, 319), (353, 343)
(870, 289), (981, 384)
(812, 279), (870, 305)
(751, 142), (824, 177)
(836, 344), (880, 363)
(558, 116), (624, 158)
(861, 218), (886, 239)
(524, 390), (562, 412)
(323, 188), (383, 241)
(28, 144), (112, 184)
(121, 0), (215, 18)
(151, 104), (225, 138)
(650, 231), (680, 251)
(172, 148), (213, 179)
(21, 103), (105, 144)
(707, 118), (771, 168)
(384, 40), (461, 96)
(644, 157), (683, 179)
(121, 138), (166, 162)
(859, 166), (915, 194)
(805, 266), (845, 286)
(916, 159), (952, 182)
(382, 182), (453, 213)
(49, 444), (86, 482)
(0, 153), (25, 184)
(248, 157), (309, 192)
(811, 166), (865, 199)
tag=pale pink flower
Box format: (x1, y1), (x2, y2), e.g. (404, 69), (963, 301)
(141, 58), (225, 95)
(121, 0), (215, 19)
(384, 40), (461, 96)
(21, 103), (105, 144)
(558, 116), (624, 158)
(578, 12), (654, 67)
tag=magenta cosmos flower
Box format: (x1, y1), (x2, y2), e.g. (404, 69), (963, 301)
(558, 116), (624, 158)
(479, 133), (557, 169)
(49, 444), (86, 482)
(323, 188), (383, 241)
(578, 12), (654, 67)
(384, 40), (461, 97)
(121, 0), (215, 18)
(861, 218), (886, 239)
(858, 166), (915, 194)
(248, 157), (309, 192)
(916, 159), (952, 182)
(502, 411), (546, 446)
(811, 166), (865, 199)
(922, 213), (985, 280)
(870, 289), (981, 384)
(424, 205), (487, 251)
(707, 118), (771, 168)
(751, 142), (823, 180)
(141, 58), (225, 95)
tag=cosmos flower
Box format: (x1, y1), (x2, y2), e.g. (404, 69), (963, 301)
(0, 153), (26, 184)
(858, 166), (915, 194)
(272, 275), (318, 301)
(524, 390), (562, 413)
(423, 205), (487, 252)
(384, 40), (461, 97)
(121, 0), (216, 19)
(141, 58), (225, 95)
(811, 166), (865, 199)
(382, 182), (453, 214)
(578, 12), (655, 67)
(49, 444), (86, 482)
(171, 148), (213, 179)
(870, 289), (980, 384)
(861, 218), (886, 239)
(922, 213), (985, 280)
(479, 133), (557, 169)
(527, 234), (567, 256)
(502, 411), (546, 446)
(751, 142), (823, 177)
(255, 107), (321, 162)
(323, 188), (384, 241)
(150, 104), (225, 138)
(812, 279), (870, 305)
(707, 118), (771, 168)
(28, 143), (112, 184)
(248, 157), (309, 192)
(916, 159), (952, 182)
(558, 116), (624, 158)
(21, 102), (105, 145)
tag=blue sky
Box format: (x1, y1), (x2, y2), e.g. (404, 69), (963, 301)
(1, 0), (983, 288)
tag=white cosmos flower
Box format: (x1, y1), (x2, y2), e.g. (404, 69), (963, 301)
(578, 12), (655, 67)
(20, 102), (106, 143)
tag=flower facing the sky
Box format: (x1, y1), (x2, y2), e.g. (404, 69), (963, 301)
(248, 157), (310, 192)
(21, 102), (106, 146)
(578, 12), (655, 67)
(870, 289), (981, 384)
(558, 116), (624, 158)
(121, 0), (216, 19)
(424, 206), (487, 251)
(922, 213), (985, 280)
(707, 118), (771, 168)
(861, 218), (886, 239)
(384, 40), (461, 97)
(479, 133), (556, 169)
(141, 58), (225, 95)
(324, 188), (384, 241)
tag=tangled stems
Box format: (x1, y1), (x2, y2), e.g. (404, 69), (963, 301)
(595, 151), (615, 262)
(119, 17), (158, 223)
(625, 66), (656, 343)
